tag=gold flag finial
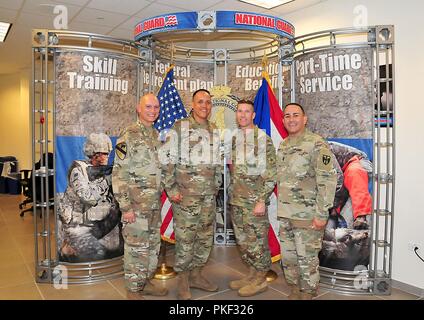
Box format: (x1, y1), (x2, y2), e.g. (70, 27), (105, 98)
(261, 52), (268, 69)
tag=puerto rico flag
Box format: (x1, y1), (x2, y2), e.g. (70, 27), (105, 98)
(253, 69), (288, 262)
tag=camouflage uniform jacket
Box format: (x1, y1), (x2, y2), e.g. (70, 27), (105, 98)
(228, 126), (276, 207)
(112, 120), (163, 214)
(165, 113), (222, 197)
(276, 129), (337, 221)
(59, 160), (110, 225)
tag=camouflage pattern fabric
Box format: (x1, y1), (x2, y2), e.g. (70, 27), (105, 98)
(57, 160), (122, 262)
(112, 120), (163, 213)
(122, 209), (161, 292)
(278, 217), (324, 293)
(172, 195), (216, 272)
(112, 120), (163, 291)
(163, 114), (222, 273)
(231, 205), (271, 271)
(276, 129), (338, 221)
(164, 114), (222, 198)
(228, 126), (277, 207)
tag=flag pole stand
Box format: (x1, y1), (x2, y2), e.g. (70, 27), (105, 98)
(154, 240), (176, 280)
(266, 270), (278, 282)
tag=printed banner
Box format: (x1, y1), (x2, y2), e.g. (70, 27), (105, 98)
(227, 57), (290, 104)
(143, 59), (214, 112)
(55, 51), (138, 263)
(294, 47), (373, 271)
(134, 11), (294, 41)
(216, 11), (294, 38)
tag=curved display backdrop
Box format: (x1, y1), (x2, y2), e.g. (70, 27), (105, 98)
(31, 15), (394, 295)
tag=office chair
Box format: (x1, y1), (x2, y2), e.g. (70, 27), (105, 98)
(19, 153), (54, 217)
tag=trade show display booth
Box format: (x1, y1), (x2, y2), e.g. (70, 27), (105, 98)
(30, 10), (394, 295)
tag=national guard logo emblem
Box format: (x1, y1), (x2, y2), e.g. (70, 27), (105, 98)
(322, 155), (331, 165)
(115, 142), (127, 160)
(210, 86), (239, 134)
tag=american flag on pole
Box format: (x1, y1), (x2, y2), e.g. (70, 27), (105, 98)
(155, 66), (188, 243)
(253, 65), (288, 262)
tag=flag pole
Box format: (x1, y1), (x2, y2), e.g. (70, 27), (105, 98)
(261, 51), (279, 283)
(154, 240), (176, 280)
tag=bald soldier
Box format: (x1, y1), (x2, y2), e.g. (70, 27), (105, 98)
(227, 100), (276, 297)
(164, 89), (222, 300)
(112, 93), (168, 298)
(277, 103), (337, 300)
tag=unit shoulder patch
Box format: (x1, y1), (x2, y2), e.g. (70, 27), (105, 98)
(115, 142), (127, 160)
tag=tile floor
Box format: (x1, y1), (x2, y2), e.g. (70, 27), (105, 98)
(0, 194), (421, 300)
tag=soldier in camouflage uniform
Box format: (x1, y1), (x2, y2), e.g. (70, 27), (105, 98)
(227, 100), (276, 297)
(112, 93), (168, 298)
(58, 132), (123, 263)
(277, 103), (337, 300)
(164, 89), (222, 300)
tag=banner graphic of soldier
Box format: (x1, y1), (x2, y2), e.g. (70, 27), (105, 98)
(143, 59), (214, 111)
(294, 47), (373, 271)
(55, 51), (138, 263)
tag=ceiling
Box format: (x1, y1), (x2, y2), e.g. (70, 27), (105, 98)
(0, 0), (327, 74)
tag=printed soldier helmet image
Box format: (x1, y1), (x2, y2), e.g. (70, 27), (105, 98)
(83, 132), (113, 158)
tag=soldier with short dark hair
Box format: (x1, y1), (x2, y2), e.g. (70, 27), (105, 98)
(277, 103), (337, 300)
(227, 100), (276, 297)
(112, 93), (168, 299)
(164, 89), (222, 300)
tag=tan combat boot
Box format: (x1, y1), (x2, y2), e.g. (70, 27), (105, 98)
(126, 291), (144, 300)
(189, 267), (219, 292)
(177, 271), (192, 300)
(229, 266), (256, 290)
(299, 291), (316, 300)
(141, 280), (168, 296)
(287, 284), (301, 300)
(238, 270), (268, 297)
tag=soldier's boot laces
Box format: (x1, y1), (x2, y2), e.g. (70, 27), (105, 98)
(189, 267), (219, 292)
(287, 284), (301, 300)
(142, 280), (168, 296)
(177, 271), (192, 300)
(238, 270), (268, 297)
(229, 266), (256, 290)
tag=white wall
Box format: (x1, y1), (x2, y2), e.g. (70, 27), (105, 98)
(0, 70), (31, 170)
(284, 0), (424, 289)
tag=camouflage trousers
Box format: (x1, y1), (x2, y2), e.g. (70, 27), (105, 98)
(278, 217), (324, 294)
(173, 195), (216, 273)
(231, 205), (271, 271)
(122, 209), (161, 292)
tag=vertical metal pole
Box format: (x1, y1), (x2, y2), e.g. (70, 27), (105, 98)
(369, 46), (376, 276)
(32, 48), (38, 277)
(389, 43), (395, 279)
(278, 61), (283, 107)
(44, 42), (51, 274)
(383, 46), (390, 274)
(53, 48), (58, 265)
(39, 48), (47, 264)
(290, 59), (296, 103)
(375, 40), (382, 277)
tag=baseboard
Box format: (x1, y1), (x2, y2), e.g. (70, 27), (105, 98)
(392, 279), (424, 298)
